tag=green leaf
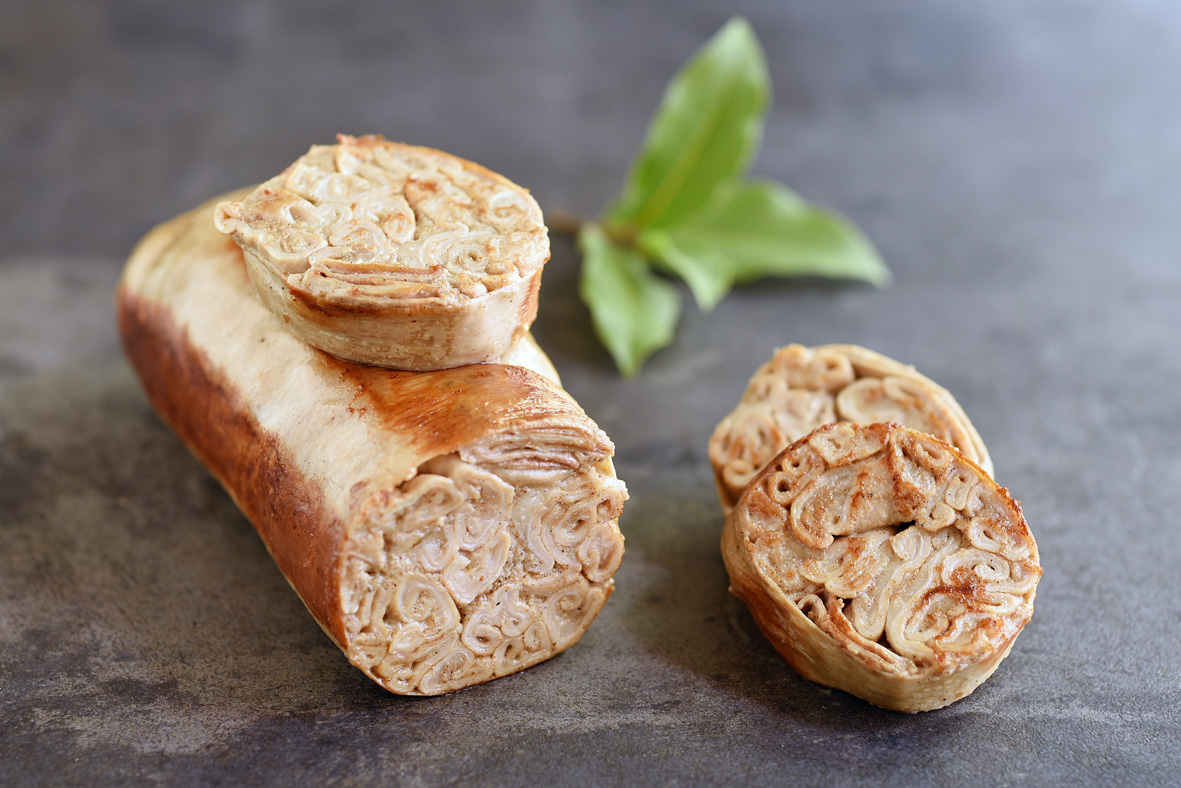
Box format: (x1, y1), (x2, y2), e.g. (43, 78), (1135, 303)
(653, 180), (891, 297)
(639, 227), (734, 312)
(578, 223), (682, 377)
(571, 19), (891, 376)
(606, 17), (770, 232)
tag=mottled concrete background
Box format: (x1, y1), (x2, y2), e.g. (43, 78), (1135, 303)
(2, 1), (1178, 786)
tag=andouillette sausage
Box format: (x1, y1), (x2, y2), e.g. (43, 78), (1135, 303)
(118, 196), (626, 695)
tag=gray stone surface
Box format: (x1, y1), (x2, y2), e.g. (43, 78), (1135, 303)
(2, 1), (1178, 785)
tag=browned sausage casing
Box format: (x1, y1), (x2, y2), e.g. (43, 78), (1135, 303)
(118, 195), (626, 695)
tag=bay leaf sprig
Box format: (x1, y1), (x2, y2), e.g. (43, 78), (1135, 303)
(574, 17), (890, 377)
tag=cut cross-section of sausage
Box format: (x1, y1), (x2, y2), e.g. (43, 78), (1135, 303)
(722, 422), (1039, 712)
(119, 196), (624, 695)
(214, 134), (550, 371)
(709, 344), (993, 514)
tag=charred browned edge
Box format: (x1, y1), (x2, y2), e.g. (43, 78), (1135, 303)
(326, 355), (595, 459)
(228, 216), (594, 467)
(117, 285), (348, 646)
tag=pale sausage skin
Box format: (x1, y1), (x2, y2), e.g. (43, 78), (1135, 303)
(118, 197), (626, 695)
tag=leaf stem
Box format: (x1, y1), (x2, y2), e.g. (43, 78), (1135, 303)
(549, 213), (640, 251)
(602, 220), (639, 247)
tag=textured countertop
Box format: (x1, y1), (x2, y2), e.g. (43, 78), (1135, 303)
(2, 2), (1178, 786)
